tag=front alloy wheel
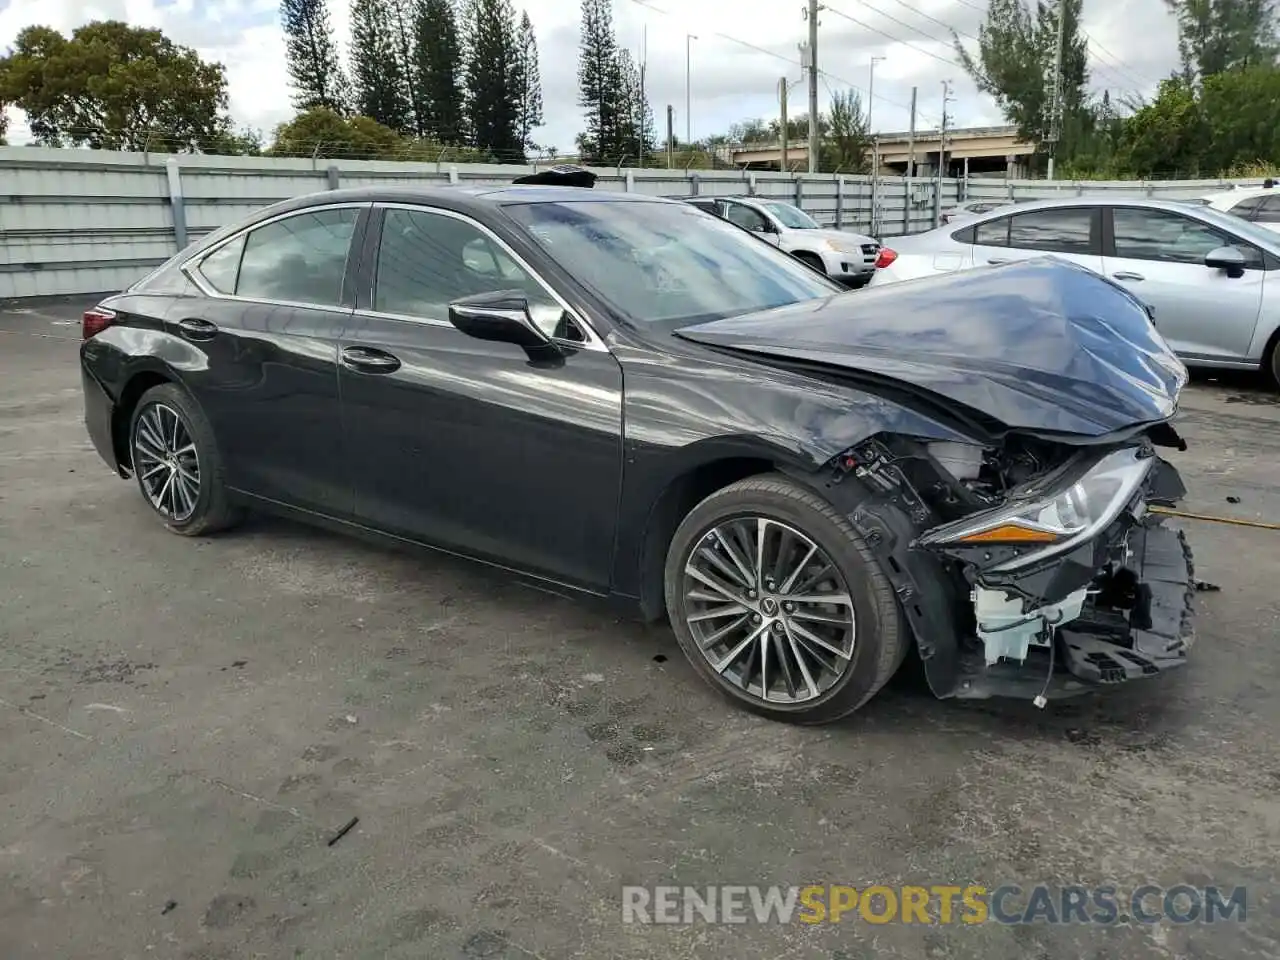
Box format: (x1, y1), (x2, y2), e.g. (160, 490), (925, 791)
(132, 402), (201, 522)
(664, 474), (906, 724)
(683, 516), (856, 704)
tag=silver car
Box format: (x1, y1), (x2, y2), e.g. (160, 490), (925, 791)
(870, 196), (1280, 383)
(680, 196), (881, 287)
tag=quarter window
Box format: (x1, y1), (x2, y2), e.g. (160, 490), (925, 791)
(1008, 208), (1094, 254)
(973, 216), (1010, 246)
(196, 235), (245, 294)
(1111, 207), (1261, 267)
(374, 207), (582, 341)
(235, 208), (359, 306)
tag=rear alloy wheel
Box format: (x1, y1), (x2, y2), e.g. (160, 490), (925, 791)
(129, 383), (242, 536)
(664, 474), (905, 724)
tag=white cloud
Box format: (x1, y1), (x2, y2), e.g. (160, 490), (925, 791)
(2, 0), (1184, 152)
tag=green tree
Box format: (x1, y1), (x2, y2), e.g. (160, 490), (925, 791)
(386, 0), (426, 135)
(576, 0), (623, 164)
(954, 0), (1091, 163)
(268, 106), (402, 157)
(514, 11), (544, 152)
(822, 89), (870, 172)
(412, 0), (465, 143)
(349, 0), (412, 131)
(1199, 65), (1280, 169)
(0, 21), (232, 150)
(1164, 0), (1278, 80)
(460, 0), (523, 159)
(280, 0), (350, 113)
(615, 49), (655, 163)
(1114, 76), (1207, 176)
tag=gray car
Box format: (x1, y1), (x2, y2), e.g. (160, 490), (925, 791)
(870, 196), (1280, 383)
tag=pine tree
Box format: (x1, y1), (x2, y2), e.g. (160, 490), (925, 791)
(576, 0), (623, 164)
(1165, 0), (1279, 79)
(615, 49), (655, 163)
(514, 11), (544, 152)
(412, 0), (465, 143)
(387, 0), (427, 136)
(459, 0), (524, 159)
(281, 0), (350, 112)
(350, 0), (413, 132)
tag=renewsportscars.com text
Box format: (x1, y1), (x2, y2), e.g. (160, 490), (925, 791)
(621, 884), (1247, 925)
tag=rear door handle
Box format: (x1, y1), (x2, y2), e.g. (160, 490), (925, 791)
(177, 317), (218, 340)
(341, 346), (401, 374)
(1112, 271), (1145, 281)
(987, 257), (1009, 265)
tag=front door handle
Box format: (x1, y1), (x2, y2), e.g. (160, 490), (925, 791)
(341, 346), (401, 374)
(987, 257), (1009, 265)
(1112, 271), (1145, 282)
(177, 317), (218, 340)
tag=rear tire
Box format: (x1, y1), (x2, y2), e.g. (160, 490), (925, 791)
(663, 474), (906, 724)
(1269, 338), (1280, 390)
(129, 383), (243, 537)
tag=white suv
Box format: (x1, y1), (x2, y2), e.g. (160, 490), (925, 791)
(681, 196), (881, 287)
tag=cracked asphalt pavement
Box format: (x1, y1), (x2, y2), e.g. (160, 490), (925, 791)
(2, 298), (1278, 959)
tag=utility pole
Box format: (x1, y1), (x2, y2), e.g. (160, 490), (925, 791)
(803, 0), (822, 174)
(666, 104), (674, 169)
(904, 85), (917, 234)
(868, 56), (885, 235)
(1046, 0), (1066, 180)
(936, 79), (953, 227)
(639, 26), (648, 167)
(779, 77), (790, 172)
(686, 34), (697, 151)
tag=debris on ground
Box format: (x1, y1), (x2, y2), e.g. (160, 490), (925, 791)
(1226, 495), (1242, 504)
(1195, 580), (1222, 592)
(327, 816), (359, 847)
(161, 900), (178, 915)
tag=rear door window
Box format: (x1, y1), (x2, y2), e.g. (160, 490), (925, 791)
(1253, 195), (1280, 223)
(1007, 207), (1095, 254)
(236, 208), (360, 306)
(973, 216), (1010, 246)
(1228, 196), (1265, 219)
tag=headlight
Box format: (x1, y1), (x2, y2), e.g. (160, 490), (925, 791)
(918, 447), (1152, 570)
(821, 238), (859, 254)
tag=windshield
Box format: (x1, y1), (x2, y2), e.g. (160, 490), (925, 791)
(759, 201), (820, 229)
(1188, 204), (1280, 248)
(503, 199), (840, 328)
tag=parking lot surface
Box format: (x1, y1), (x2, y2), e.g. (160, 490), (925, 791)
(2, 298), (1278, 959)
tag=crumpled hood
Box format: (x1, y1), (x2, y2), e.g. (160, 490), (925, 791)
(674, 258), (1188, 437)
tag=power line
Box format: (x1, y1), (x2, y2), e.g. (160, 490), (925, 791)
(626, 0), (935, 122)
(824, 3), (964, 69)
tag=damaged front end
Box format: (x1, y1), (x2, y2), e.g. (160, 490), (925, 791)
(819, 429), (1195, 705)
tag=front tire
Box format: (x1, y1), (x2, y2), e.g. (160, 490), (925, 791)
(663, 474), (905, 724)
(792, 251), (827, 276)
(129, 383), (242, 536)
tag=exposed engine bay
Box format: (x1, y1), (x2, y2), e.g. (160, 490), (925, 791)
(814, 426), (1195, 705)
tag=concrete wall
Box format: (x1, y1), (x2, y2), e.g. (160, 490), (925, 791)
(0, 146), (1264, 299)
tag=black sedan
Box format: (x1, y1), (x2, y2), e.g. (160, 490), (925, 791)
(79, 177), (1197, 724)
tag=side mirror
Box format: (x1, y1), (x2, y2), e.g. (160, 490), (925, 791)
(1205, 245), (1247, 278)
(447, 290), (561, 361)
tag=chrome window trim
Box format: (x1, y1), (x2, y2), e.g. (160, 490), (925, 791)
(181, 201), (372, 305)
(370, 201), (611, 353)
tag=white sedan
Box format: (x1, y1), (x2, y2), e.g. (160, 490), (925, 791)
(1197, 185), (1280, 234)
(869, 196), (1280, 382)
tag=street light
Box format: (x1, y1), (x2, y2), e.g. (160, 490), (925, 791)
(868, 56), (885, 133)
(686, 34), (697, 149)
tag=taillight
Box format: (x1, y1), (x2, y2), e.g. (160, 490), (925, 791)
(874, 248), (898, 269)
(82, 306), (117, 340)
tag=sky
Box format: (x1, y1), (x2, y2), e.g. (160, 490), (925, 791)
(1, 0), (1183, 154)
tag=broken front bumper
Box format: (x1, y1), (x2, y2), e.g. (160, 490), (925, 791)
(954, 517), (1196, 701)
(847, 445), (1197, 704)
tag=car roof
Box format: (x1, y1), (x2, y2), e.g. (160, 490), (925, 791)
(277, 183), (674, 215)
(961, 194), (1228, 215)
(1201, 186), (1276, 202)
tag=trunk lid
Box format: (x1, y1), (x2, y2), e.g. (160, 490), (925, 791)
(674, 258), (1187, 437)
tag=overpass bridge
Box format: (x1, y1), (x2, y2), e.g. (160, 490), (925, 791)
(723, 125), (1037, 176)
